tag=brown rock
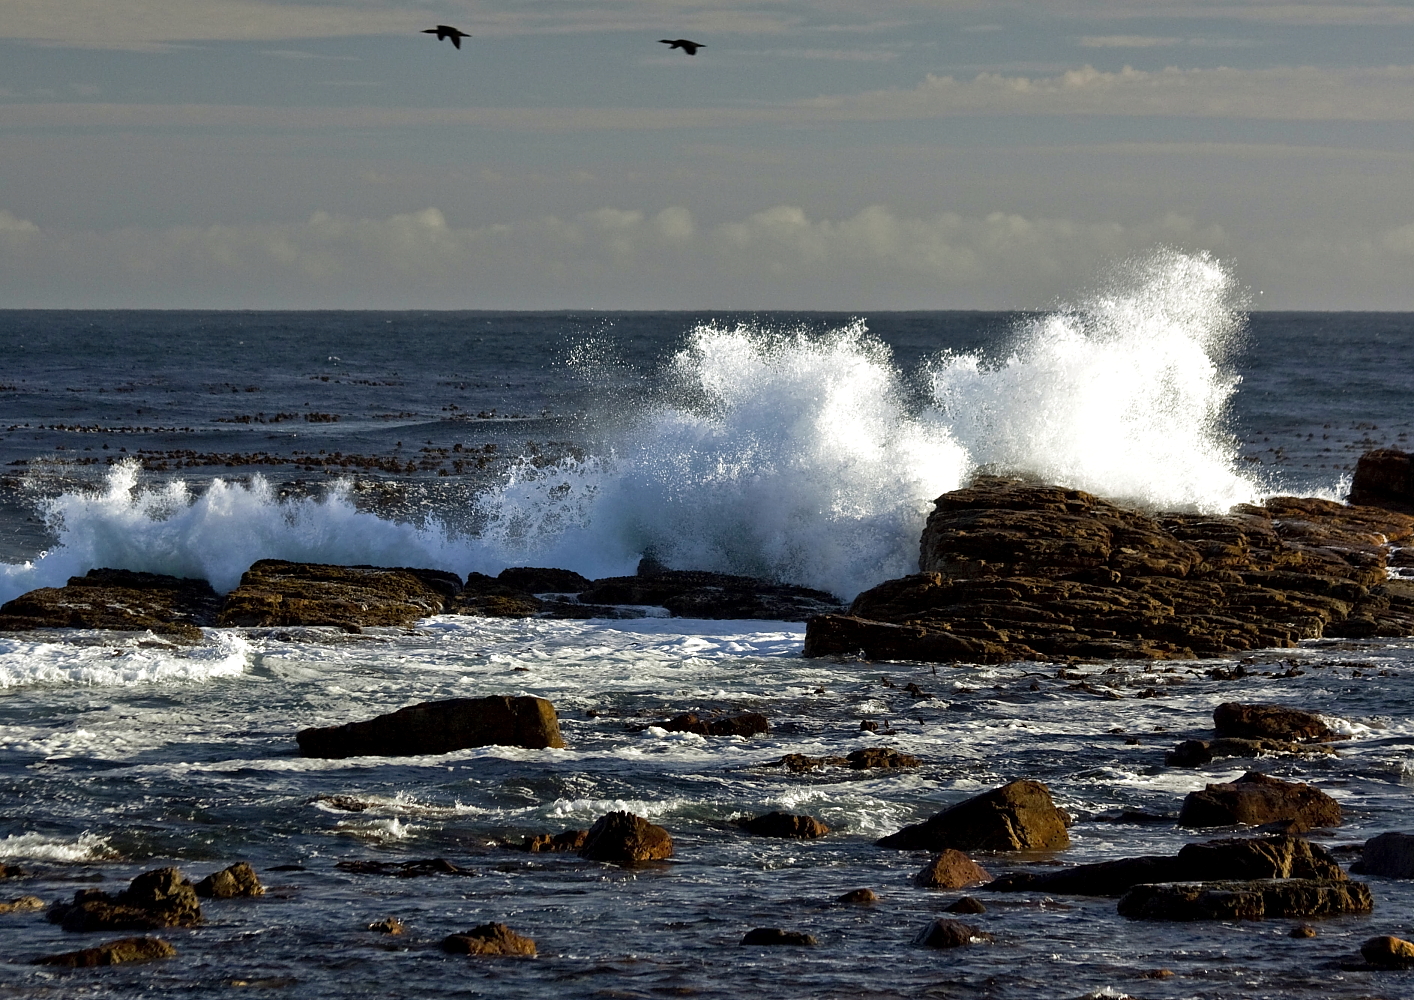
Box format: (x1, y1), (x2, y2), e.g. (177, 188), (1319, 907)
(195, 862), (264, 899)
(1117, 878), (1371, 921)
(945, 896), (987, 914)
(1349, 448), (1414, 513)
(835, 888), (877, 905)
(217, 560), (460, 628)
(739, 811), (829, 839)
(740, 928), (816, 946)
(0, 569), (220, 642)
(1213, 702), (1337, 743)
(1361, 831), (1414, 878)
(495, 567), (591, 594)
(913, 918), (992, 948)
(1178, 771), (1342, 831)
(579, 811), (674, 863)
(845, 747), (921, 769)
(1165, 737), (1335, 767)
(368, 917), (405, 935)
(579, 563), (843, 621)
(0, 895), (43, 914)
(915, 849), (992, 889)
(440, 922), (536, 956)
(661, 712), (769, 738)
(0, 863), (25, 878)
(49, 868), (203, 932)
(512, 829), (588, 853)
(876, 779), (1071, 852)
(296, 695), (565, 758)
(1290, 924), (1317, 938)
(1361, 934), (1414, 968)
(31, 937), (175, 967)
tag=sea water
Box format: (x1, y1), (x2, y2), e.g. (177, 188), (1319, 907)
(1, 253), (1414, 998)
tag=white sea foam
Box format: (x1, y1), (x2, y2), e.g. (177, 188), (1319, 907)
(0, 630), (250, 689)
(0, 250), (1264, 601)
(0, 831), (113, 861)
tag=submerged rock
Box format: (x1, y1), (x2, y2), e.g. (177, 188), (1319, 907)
(876, 780), (1070, 852)
(945, 896), (987, 914)
(49, 868), (203, 932)
(1178, 771), (1342, 831)
(1165, 737), (1335, 768)
(913, 918), (992, 948)
(1212, 703), (1337, 743)
(768, 748), (921, 772)
(31, 936), (176, 967)
(579, 811), (674, 863)
(335, 858), (473, 877)
(0, 895), (43, 914)
(741, 927), (817, 946)
(296, 695), (565, 758)
(915, 850), (992, 889)
(835, 888), (878, 905)
(1117, 878), (1371, 921)
(194, 862), (264, 899)
(506, 829), (589, 853)
(0, 569), (220, 642)
(739, 811), (829, 839)
(1361, 934), (1414, 968)
(661, 712), (769, 738)
(1359, 832), (1414, 878)
(441, 922), (536, 956)
(368, 917), (406, 935)
(217, 560), (461, 628)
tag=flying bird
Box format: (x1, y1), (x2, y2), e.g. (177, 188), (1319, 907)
(659, 38), (704, 55)
(422, 25), (471, 49)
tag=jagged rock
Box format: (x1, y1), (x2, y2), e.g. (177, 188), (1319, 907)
(1166, 737), (1335, 767)
(741, 928), (816, 946)
(49, 868), (202, 932)
(768, 748), (920, 772)
(877, 780), (1071, 852)
(739, 812), (829, 839)
(836, 888), (877, 905)
(579, 811), (674, 863)
(0, 569), (220, 642)
(805, 477), (1414, 663)
(945, 896), (986, 914)
(915, 849), (992, 889)
(195, 862), (264, 899)
(578, 561), (844, 621)
(31, 937), (176, 967)
(1361, 935), (1414, 968)
(913, 918), (992, 948)
(440, 922), (536, 956)
(661, 712), (769, 737)
(507, 829), (588, 853)
(1349, 448), (1414, 514)
(1212, 703), (1337, 743)
(1360, 832), (1414, 878)
(218, 560), (461, 628)
(297, 695), (565, 758)
(1178, 771), (1342, 831)
(368, 917), (405, 935)
(1117, 878), (1371, 921)
(0, 895), (43, 914)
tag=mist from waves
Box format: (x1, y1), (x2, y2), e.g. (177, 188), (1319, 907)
(0, 250), (1267, 604)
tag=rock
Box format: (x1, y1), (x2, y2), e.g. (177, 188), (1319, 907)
(739, 812), (829, 839)
(740, 928), (816, 946)
(508, 829), (589, 853)
(495, 567), (591, 594)
(368, 917), (405, 935)
(217, 560), (461, 628)
(989, 856), (1178, 896)
(1349, 448), (1414, 514)
(1212, 703), (1337, 743)
(31, 937), (176, 967)
(0, 895), (43, 914)
(0, 569), (220, 642)
(1290, 924), (1317, 938)
(440, 922), (536, 956)
(1361, 935), (1414, 968)
(579, 811), (674, 863)
(876, 780), (1071, 852)
(835, 888), (877, 905)
(49, 868), (203, 932)
(579, 562), (844, 621)
(845, 747), (921, 769)
(335, 858), (472, 877)
(1178, 771), (1342, 831)
(804, 477), (1414, 663)
(913, 918), (992, 948)
(450, 574), (545, 618)
(1361, 831), (1414, 878)
(0, 863), (25, 878)
(1117, 878), (1371, 921)
(945, 896), (987, 914)
(915, 849), (992, 889)
(297, 695), (565, 758)
(1165, 737), (1335, 767)
(661, 712), (769, 738)
(194, 862), (264, 899)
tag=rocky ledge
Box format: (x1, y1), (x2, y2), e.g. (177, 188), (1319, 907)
(806, 475), (1414, 663)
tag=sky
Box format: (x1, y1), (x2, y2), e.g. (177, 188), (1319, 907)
(2, 0), (1414, 309)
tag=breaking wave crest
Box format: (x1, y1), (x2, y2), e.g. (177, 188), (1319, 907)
(0, 250), (1263, 603)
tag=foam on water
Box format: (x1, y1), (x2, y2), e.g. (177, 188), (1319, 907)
(0, 831), (113, 861)
(0, 630), (250, 689)
(0, 250), (1264, 602)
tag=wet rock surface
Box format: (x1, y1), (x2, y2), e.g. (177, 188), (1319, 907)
(770, 748), (922, 772)
(1117, 878), (1372, 921)
(441, 922), (537, 956)
(1359, 832), (1414, 878)
(49, 868), (203, 932)
(661, 712), (770, 737)
(741, 928), (817, 946)
(1212, 702), (1338, 742)
(835, 888), (877, 905)
(217, 560), (461, 628)
(1177, 771), (1342, 831)
(31, 936), (176, 967)
(805, 477), (1414, 663)
(1349, 448), (1414, 514)
(913, 918), (992, 948)
(0, 569), (220, 642)
(296, 695), (565, 758)
(579, 811), (674, 863)
(739, 811), (829, 839)
(0, 895), (43, 914)
(915, 849), (993, 889)
(194, 862), (264, 899)
(876, 779), (1071, 852)
(1165, 737), (1334, 768)
(505, 829), (589, 853)
(1361, 934), (1414, 968)
(579, 561), (844, 620)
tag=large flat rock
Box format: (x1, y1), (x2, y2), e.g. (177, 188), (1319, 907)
(0, 569), (221, 642)
(217, 560), (461, 628)
(297, 695), (565, 758)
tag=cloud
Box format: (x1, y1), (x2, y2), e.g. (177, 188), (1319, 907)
(1079, 35), (1184, 47)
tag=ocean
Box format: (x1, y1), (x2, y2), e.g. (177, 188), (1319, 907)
(1, 251), (1413, 998)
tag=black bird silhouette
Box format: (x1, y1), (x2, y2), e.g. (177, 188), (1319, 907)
(422, 25), (471, 49)
(660, 38), (704, 55)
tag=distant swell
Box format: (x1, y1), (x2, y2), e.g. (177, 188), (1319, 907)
(0, 249), (1264, 604)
